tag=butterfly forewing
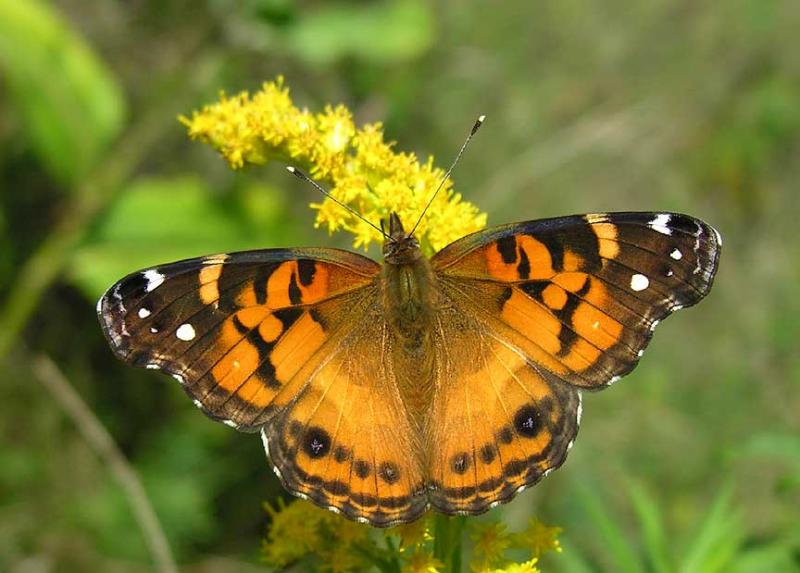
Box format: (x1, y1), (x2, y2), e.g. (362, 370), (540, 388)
(98, 248), (380, 430)
(432, 212), (721, 389)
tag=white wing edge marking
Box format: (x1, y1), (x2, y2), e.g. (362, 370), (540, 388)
(648, 213), (672, 235)
(143, 269), (165, 292)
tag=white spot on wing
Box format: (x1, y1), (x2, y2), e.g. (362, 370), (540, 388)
(138, 307), (151, 318)
(670, 248), (683, 260)
(145, 363), (160, 370)
(649, 319), (661, 331)
(648, 213), (672, 235)
(630, 274), (650, 291)
(584, 213), (609, 224)
(222, 419), (237, 428)
(176, 323), (196, 341)
(143, 269), (165, 292)
(150, 327), (158, 333)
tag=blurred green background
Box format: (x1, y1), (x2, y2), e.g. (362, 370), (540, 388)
(1, 0), (798, 571)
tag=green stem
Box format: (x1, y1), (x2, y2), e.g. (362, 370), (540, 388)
(0, 53), (220, 360)
(350, 540), (398, 573)
(384, 535), (403, 573)
(433, 515), (467, 573)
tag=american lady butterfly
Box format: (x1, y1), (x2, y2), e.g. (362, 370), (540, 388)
(98, 204), (720, 526)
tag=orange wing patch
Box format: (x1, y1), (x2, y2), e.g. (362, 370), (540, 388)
(264, 320), (428, 527)
(427, 315), (580, 515)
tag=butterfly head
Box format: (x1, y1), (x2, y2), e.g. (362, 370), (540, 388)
(382, 212), (422, 265)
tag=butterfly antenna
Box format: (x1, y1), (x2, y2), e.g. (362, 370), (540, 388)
(410, 114), (486, 236)
(286, 166), (390, 240)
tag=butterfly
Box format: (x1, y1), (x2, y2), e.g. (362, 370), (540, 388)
(98, 210), (720, 527)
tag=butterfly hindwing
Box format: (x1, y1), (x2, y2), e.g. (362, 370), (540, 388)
(97, 248), (380, 430)
(432, 212), (721, 389)
(426, 308), (580, 515)
(263, 316), (429, 526)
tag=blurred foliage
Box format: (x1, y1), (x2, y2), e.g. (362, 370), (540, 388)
(1, 0), (799, 571)
(70, 175), (296, 297)
(0, 0), (125, 187)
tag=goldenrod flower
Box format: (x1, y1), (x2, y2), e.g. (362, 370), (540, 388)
(181, 77), (487, 254)
(395, 516), (433, 548)
(262, 499), (328, 566)
(483, 558), (541, 573)
(261, 499), (370, 569)
(511, 518), (563, 559)
(401, 551), (444, 573)
(470, 521), (512, 572)
(317, 543), (368, 573)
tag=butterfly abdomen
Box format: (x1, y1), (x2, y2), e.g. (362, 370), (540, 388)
(380, 253), (440, 434)
(381, 256), (438, 351)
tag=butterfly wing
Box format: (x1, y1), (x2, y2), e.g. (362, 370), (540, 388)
(97, 247), (381, 430)
(424, 212), (720, 513)
(431, 212), (721, 389)
(425, 307), (581, 515)
(99, 247), (427, 526)
(263, 314), (428, 527)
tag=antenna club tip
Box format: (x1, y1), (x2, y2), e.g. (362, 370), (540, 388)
(471, 115), (486, 135)
(286, 166), (308, 180)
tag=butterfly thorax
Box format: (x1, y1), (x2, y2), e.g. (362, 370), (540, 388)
(381, 214), (438, 350)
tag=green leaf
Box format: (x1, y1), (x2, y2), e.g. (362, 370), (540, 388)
(627, 481), (672, 573)
(679, 483), (743, 573)
(68, 175), (293, 299)
(574, 482), (643, 573)
(548, 540), (594, 573)
(285, 0), (434, 65)
(0, 0), (125, 187)
(729, 539), (800, 573)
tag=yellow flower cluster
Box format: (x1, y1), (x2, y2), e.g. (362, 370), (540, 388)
(513, 518), (563, 559)
(484, 559), (541, 573)
(181, 77), (487, 253)
(470, 518), (562, 573)
(261, 498), (369, 570)
(261, 499), (562, 573)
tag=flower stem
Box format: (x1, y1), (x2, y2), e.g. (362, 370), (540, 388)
(433, 514), (467, 572)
